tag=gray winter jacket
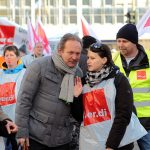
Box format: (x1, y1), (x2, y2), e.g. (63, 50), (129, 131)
(15, 56), (82, 147)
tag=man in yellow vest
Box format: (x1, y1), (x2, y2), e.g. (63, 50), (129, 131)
(113, 23), (150, 150)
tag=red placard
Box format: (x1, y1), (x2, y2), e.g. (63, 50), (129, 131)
(83, 88), (111, 126)
(0, 82), (16, 106)
(0, 25), (15, 45)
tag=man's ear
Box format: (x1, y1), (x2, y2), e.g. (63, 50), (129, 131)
(58, 49), (62, 55)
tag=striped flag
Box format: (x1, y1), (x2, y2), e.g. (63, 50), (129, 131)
(79, 15), (98, 39)
(27, 17), (39, 51)
(36, 19), (52, 55)
(136, 8), (150, 36)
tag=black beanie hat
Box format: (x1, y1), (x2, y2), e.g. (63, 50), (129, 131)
(82, 35), (97, 49)
(116, 24), (138, 44)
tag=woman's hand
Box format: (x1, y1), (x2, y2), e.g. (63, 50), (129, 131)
(74, 76), (82, 97)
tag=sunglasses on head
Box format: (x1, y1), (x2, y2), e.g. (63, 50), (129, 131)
(90, 42), (103, 50)
(90, 42), (102, 48)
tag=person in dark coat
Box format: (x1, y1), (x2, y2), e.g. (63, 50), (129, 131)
(15, 33), (83, 150)
(19, 44), (27, 57)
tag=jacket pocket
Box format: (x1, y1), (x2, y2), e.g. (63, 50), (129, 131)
(30, 110), (49, 123)
(29, 110), (52, 141)
(45, 73), (58, 84)
(40, 73), (59, 95)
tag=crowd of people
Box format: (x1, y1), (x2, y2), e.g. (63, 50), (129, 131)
(0, 23), (150, 150)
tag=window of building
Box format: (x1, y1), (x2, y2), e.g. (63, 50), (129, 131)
(50, 9), (56, 24)
(15, 16), (19, 24)
(62, 1), (67, 6)
(94, 16), (101, 23)
(105, 8), (112, 14)
(69, 9), (77, 24)
(117, 16), (124, 23)
(105, 0), (112, 5)
(138, 8), (146, 14)
(93, 9), (101, 23)
(94, 9), (102, 15)
(70, 9), (76, 15)
(41, 17), (44, 24)
(138, 8), (146, 21)
(25, 9), (31, 16)
(84, 16), (91, 24)
(63, 9), (68, 24)
(116, 8), (123, 14)
(0, 10), (7, 16)
(25, 0), (31, 6)
(50, 16), (54, 24)
(106, 16), (112, 23)
(70, 16), (77, 24)
(83, 8), (90, 16)
(15, 9), (19, 15)
(63, 16), (68, 25)
(50, 0), (54, 6)
(69, 0), (76, 5)
(0, 0), (7, 6)
(15, 0), (19, 6)
(82, 0), (90, 5)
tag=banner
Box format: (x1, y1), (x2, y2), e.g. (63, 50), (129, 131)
(36, 18), (52, 55)
(0, 25), (15, 45)
(83, 89), (111, 126)
(0, 18), (28, 54)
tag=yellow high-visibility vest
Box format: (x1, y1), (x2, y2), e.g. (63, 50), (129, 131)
(113, 50), (150, 118)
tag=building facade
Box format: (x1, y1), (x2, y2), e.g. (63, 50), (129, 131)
(0, 0), (150, 26)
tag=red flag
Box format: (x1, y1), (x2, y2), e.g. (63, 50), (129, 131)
(36, 19), (51, 55)
(144, 17), (150, 27)
(79, 15), (98, 40)
(136, 8), (150, 36)
(81, 19), (90, 36)
(27, 17), (39, 51)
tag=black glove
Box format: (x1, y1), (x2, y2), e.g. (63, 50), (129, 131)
(0, 120), (8, 136)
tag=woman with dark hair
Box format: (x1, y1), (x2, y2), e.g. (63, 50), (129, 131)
(73, 42), (147, 150)
(0, 45), (26, 149)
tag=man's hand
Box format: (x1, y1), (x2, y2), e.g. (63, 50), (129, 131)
(5, 120), (18, 134)
(18, 138), (29, 147)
